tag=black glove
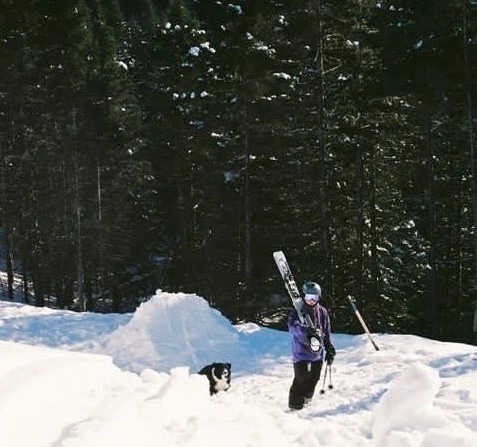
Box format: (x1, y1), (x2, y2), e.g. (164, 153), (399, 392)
(306, 327), (321, 352)
(324, 344), (336, 365)
(307, 326), (318, 338)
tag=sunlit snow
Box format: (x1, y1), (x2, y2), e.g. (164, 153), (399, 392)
(0, 290), (476, 447)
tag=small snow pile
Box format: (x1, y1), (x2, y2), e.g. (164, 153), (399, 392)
(372, 362), (477, 447)
(86, 290), (240, 373)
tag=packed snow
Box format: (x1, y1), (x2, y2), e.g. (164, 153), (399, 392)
(0, 290), (476, 447)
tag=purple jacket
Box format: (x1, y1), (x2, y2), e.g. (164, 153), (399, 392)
(287, 304), (332, 363)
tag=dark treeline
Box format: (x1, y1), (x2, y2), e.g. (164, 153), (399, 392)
(1, 0), (476, 343)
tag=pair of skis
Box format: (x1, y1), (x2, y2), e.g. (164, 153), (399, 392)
(273, 250), (379, 352)
(273, 250), (321, 351)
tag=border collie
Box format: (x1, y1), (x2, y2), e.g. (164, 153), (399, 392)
(198, 362), (231, 395)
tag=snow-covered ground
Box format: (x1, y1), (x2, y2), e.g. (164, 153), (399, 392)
(0, 290), (476, 447)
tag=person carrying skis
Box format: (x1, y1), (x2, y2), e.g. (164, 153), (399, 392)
(287, 281), (336, 410)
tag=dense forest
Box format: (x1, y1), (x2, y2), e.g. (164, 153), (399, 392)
(1, 0), (477, 343)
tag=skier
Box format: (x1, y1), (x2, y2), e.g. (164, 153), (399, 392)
(287, 281), (336, 410)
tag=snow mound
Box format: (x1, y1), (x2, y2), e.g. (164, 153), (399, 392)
(85, 290), (241, 373)
(372, 362), (477, 447)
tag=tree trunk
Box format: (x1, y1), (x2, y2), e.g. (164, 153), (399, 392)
(368, 145), (379, 313)
(0, 147), (15, 301)
(425, 108), (439, 338)
(316, 0), (333, 306)
(463, 4), (477, 324)
(236, 100), (253, 319)
(356, 145), (365, 309)
(71, 109), (85, 311)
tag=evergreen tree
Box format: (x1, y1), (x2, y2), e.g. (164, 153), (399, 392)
(368, 0), (475, 339)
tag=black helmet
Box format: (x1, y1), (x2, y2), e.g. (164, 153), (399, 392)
(302, 281), (322, 299)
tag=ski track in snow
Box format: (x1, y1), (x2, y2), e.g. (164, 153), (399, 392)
(235, 340), (477, 447)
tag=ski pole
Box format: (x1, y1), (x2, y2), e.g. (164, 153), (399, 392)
(320, 363), (329, 394)
(327, 364), (334, 390)
(346, 295), (380, 351)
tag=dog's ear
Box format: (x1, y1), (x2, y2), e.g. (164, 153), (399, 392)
(198, 365), (211, 375)
(226, 363), (231, 369)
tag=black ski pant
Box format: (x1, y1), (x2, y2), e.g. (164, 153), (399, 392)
(288, 360), (323, 409)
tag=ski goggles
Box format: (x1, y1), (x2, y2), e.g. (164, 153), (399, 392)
(304, 293), (319, 305)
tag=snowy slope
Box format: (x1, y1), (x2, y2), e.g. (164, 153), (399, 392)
(0, 290), (476, 447)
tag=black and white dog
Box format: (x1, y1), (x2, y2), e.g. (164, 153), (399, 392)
(198, 362), (231, 395)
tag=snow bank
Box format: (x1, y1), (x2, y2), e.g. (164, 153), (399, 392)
(372, 362), (477, 447)
(0, 341), (139, 447)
